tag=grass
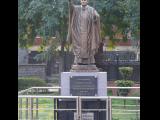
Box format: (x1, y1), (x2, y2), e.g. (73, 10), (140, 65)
(112, 99), (140, 120)
(19, 98), (55, 119)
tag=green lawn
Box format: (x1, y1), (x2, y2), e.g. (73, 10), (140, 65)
(19, 98), (55, 119)
(112, 99), (140, 120)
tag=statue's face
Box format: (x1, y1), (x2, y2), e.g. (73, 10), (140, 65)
(80, 0), (88, 6)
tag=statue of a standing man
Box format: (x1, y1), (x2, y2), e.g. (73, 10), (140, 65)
(67, 0), (101, 66)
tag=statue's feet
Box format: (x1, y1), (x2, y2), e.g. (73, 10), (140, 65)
(70, 64), (99, 72)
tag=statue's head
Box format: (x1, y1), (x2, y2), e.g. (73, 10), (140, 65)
(80, 0), (88, 6)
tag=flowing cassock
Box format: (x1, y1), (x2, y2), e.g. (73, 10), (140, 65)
(67, 3), (101, 64)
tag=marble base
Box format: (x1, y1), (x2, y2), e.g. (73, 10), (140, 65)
(61, 72), (107, 96)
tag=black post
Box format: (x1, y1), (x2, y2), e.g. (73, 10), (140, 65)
(116, 53), (119, 80)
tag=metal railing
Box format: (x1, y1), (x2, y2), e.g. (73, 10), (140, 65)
(18, 87), (61, 95)
(18, 95), (140, 120)
(18, 86), (140, 96)
(18, 87), (140, 120)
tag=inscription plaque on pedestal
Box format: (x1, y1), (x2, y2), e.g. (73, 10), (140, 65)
(70, 76), (97, 96)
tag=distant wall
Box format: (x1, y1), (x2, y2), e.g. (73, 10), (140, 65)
(18, 48), (28, 64)
(18, 64), (46, 80)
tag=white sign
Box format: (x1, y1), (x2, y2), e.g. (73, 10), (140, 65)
(74, 112), (94, 120)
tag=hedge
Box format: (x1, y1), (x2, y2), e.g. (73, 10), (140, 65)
(18, 77), (46, 91)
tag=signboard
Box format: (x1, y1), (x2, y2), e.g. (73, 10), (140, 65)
(74, 112), (94, 120)
(70, 76), (97, 96)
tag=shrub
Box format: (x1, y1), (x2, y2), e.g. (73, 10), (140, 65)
(115, 80), (134, 96)
(115, 80), (134, 87)
(115, 67), (134, 96)
(18, 77), (47, 91)
(119, 67), (133, 80)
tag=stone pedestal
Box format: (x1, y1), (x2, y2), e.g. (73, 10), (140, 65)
(59, 72), (107, 120)
(70, 65), (99, 72)
(61, 72), (107, 96)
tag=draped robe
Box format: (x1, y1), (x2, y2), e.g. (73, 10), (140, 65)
(67, 3), (101, 64)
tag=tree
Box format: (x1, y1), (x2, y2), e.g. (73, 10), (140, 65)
(115, 67), (134, 108)
(18, 0), (68, 48)
(115, 67), (134, 97)
(18, 0), (69, 71)
(95, 0), (140, 48)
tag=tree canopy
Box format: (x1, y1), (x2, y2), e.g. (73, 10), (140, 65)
(18, 0), (140, 48)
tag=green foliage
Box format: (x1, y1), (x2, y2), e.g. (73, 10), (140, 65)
(34, 37), (60, 62)
(18, 0), (69, 48)
(18, 77), (47, 91)
(94, 0), (140, 47)
(115, 66), (134, 96)
(115, 80), (134, 87)
(18, 0), (140, 48)
(115, 81), (134, 96)
(115, 80), (134, 96)
(119, 67), (133, 80)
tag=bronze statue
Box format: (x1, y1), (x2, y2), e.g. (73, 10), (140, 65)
(67, 0), (101, 66)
